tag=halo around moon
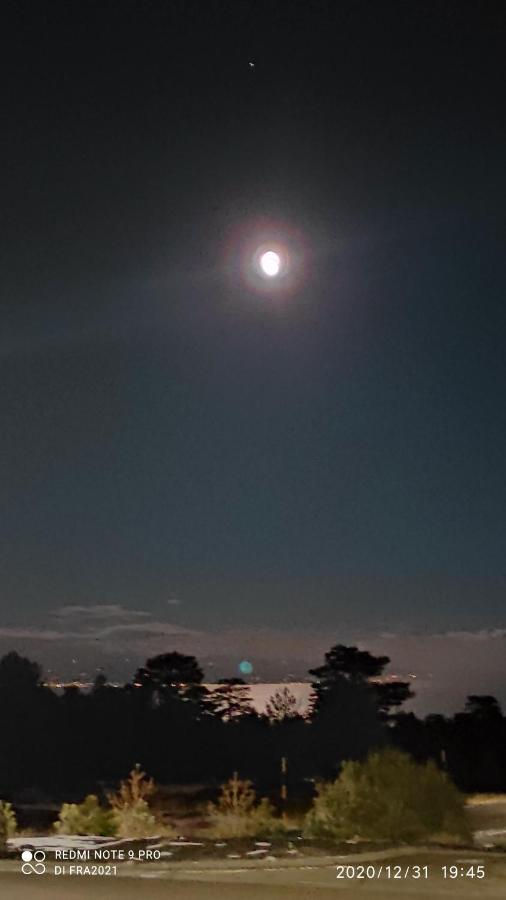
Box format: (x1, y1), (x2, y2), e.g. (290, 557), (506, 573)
(224, 217), (308, 298)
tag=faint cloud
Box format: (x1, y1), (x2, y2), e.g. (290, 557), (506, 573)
(92, 622), (199, 640)
(0, 604), (199, 646)
(0, 628), (69, 641)
(52, 604), (150, 622)
(440, 628), (506, 641)
(376, 627), (506, 643)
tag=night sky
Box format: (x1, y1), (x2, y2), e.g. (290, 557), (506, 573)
(2, 1), (506, 710)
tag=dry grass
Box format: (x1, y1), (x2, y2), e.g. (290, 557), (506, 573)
(205, 774), (288, 840)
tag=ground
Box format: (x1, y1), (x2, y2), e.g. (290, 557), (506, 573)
(3, 795), (506, 899)
(2, 850), (506, 899)
(466, 796), (506, 848)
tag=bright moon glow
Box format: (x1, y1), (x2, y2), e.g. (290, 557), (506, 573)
(260, 250), (281, 277)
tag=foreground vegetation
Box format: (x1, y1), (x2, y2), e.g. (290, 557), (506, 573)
(305, 748), (469, 843)
(206, 773), (285, 838)
(1, 750), (474, 847)
(54, 767), (172, 838)
(0, 801), (17, 854)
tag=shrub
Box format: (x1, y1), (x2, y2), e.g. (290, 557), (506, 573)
(207, 773), (284, 838)
(108, 766), (161, 838)
(305, 748), (470, 844)
(54, 795), (116, 836)
(0, 800), (17, 852)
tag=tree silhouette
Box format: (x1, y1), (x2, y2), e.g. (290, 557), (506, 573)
(309, 644), (389, 686)
(92, 672), (108, 694)
(0, 646), (505, 799)
(375, 680), (414, 720)
(0, 651), (42, 692)
(310, 644), (412, 721)
(0, 652), (58, 795)
(206, 678), (254, 720)
(134, 651), (208, 710)
(135, 652), (204, 688)
(450, 695), (506, 791)
(308, 646), (384, 777)
(464, 695), (502, 721)
(265, 686), (300, 721)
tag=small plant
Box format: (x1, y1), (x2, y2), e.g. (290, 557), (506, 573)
(108, 766), (160, 838)
(215, 772), (256, 815)
(207, 773), (283, 838)
(0, 800), (17, 852)
(54, 795), (116, 836)
(305, 748), (470, 844)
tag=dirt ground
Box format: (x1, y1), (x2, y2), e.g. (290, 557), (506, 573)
(2, 849), (506, 900)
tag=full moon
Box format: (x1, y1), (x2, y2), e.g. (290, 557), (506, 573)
(260, 250), (281, 277)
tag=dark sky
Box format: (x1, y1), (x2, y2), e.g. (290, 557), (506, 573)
(2, 1), (506, 701)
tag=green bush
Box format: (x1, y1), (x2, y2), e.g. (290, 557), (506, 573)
(0, 800), (17, 851)
(207, 773), (284, 838)
(305, 748), (470, 844)
(54, 795), (116, 836)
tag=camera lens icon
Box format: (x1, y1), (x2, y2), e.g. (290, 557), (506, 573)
(21, 849), (46, 875)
